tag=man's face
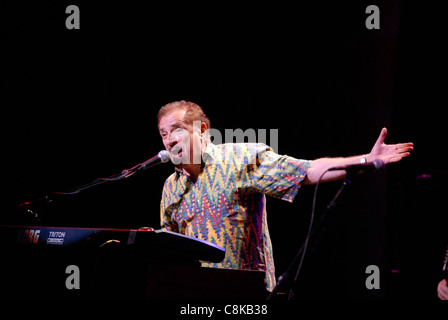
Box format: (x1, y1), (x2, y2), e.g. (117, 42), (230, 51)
(158, 109), (202, 166)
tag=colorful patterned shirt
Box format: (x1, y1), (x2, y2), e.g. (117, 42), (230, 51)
(160, 143), (311, 291)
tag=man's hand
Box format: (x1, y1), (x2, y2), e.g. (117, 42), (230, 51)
(368, 127), (413, 164)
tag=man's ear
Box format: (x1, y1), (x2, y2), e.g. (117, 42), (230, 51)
(200, 122), (208, 135)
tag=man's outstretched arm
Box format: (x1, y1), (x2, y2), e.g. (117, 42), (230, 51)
(304, 128), (414, 185)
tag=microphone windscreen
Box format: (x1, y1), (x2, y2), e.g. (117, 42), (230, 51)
(159, 150), (171, 163)
(373, 159), (386, 170)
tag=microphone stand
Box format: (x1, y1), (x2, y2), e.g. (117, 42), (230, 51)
(17, 158), (157, 224)
(266, 178), (350, 300)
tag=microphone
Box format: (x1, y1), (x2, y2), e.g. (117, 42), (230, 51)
(138, 150), (171, 171)
(328, 159), (386, 175)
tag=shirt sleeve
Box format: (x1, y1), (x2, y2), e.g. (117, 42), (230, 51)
(246, 144), (312, 202)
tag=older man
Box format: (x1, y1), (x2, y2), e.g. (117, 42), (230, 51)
(158, 100), (413, 292)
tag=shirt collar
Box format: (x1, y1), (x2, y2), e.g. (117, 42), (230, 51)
(202, 142), (216, 164)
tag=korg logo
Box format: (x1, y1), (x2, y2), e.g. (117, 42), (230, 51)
(17, 229), (40, 244)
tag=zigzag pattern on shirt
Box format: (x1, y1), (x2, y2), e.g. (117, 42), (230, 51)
(159, 143), (311, 292)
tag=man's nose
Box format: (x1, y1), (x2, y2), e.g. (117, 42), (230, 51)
(168, 134), (181, 148)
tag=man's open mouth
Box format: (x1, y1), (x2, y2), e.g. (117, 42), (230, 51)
(171, 145), (183, 158)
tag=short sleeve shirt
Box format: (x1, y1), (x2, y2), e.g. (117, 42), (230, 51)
(160, 143), (311, 291)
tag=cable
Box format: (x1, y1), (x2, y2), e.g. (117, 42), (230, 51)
(99, 239), (121, 247)
(287, 168), (329, 300)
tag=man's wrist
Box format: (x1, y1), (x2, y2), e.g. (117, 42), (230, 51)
(360, 155), (368, 164)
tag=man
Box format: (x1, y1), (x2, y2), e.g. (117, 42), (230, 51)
(158, 100), (413, 292)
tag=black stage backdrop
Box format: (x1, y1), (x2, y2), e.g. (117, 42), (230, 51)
(2, 1), (446, 300)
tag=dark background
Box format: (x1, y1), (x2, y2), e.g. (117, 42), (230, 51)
(1, 1), (447, 299)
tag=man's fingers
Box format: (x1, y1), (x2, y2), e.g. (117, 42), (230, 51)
(385, 151), (411, 164)
(376, 127), (388, 145)
(396, 144), (414, 152)
(400, 152), (411, 158)
(398, 142), (414, 148)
